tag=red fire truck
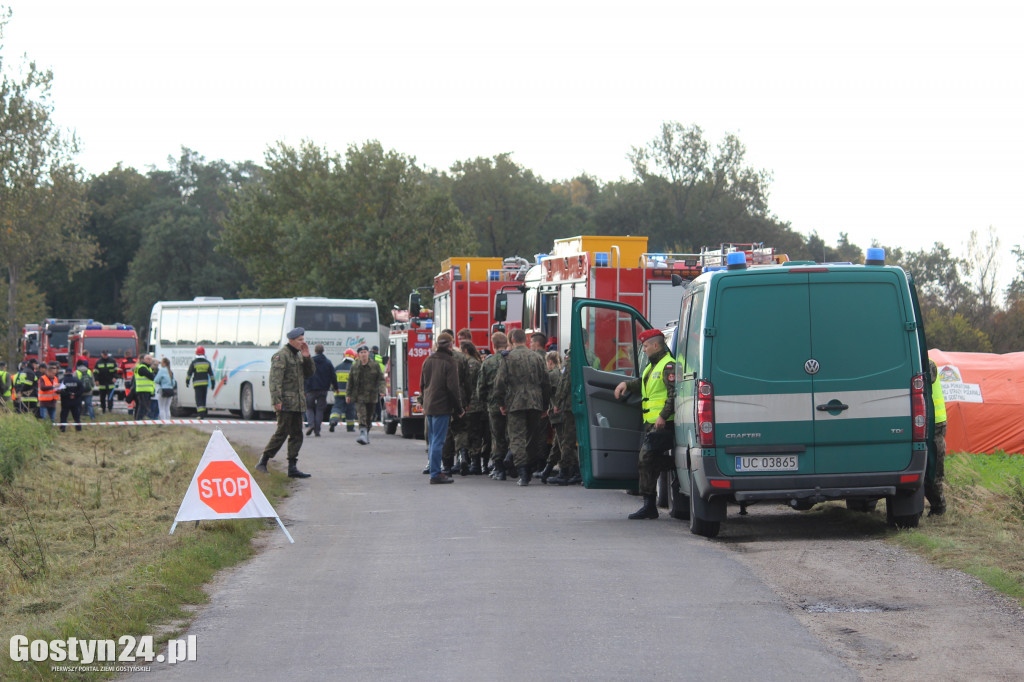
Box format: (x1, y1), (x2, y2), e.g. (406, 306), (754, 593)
(20, 324), (41, 364)
(69, 323), (140, 405)
(40, 318), (94, 370)
(493, 237), (785, 364)
(383, 298), (433, 439)
(431, 255), (531, 353)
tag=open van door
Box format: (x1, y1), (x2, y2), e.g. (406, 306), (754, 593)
(569, 298), (653, 489)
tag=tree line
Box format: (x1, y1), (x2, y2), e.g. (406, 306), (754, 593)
(2, 12), (1022, 360)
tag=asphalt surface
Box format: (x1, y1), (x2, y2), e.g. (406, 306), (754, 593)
(134, 421), (855, 681)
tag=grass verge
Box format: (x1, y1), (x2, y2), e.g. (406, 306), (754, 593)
(0, 416), (289, 680)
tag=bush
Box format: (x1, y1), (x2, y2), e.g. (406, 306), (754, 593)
(0, 412), (53, 484)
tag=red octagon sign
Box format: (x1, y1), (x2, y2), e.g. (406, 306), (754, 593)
(197, 460), (252, 514)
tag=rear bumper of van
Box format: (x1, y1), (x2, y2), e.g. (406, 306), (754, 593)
(692, 449), (927, 503)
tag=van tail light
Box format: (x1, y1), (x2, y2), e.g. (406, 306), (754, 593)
(911, 373), (927, 442)
(697, 380), (715, 448)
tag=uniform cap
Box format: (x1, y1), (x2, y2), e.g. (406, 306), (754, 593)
(638, 329), (665, 344)
(196, 346), (205, 355)
(287, 327), (305, 340)
(357, 345), (369, 352)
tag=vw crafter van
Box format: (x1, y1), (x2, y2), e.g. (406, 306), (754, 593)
(569, 248), (932, 538)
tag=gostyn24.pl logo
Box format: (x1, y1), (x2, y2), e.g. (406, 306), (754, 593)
(9, 635), (197, 665)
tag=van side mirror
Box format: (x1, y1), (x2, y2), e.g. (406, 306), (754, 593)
(409, 292), (421, 318)
(494, 292), (508, 322)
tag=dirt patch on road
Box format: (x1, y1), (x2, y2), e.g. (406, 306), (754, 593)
(718, 505), (1024, 681)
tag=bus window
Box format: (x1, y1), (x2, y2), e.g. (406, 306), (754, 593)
(160, 308), (179, 346)
(295, 305), (378, 332)
(237, 307), (259, 347)
(217, 307), (239, 346)
(177, 308), (197, 347)
(258, 307), (285, 347)
(196, 308), (218, 346)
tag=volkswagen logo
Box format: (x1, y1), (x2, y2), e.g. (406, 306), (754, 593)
(804, 359), (820, 375)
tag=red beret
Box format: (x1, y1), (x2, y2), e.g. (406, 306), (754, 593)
(638, 328), (664, 343)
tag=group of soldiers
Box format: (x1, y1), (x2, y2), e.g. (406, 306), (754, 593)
(424, 328), (581, 487)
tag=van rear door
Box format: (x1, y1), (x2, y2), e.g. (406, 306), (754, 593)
(710, 273), (815, 475)
(807, 271), (915, 473)
(569, 298), (649, 489)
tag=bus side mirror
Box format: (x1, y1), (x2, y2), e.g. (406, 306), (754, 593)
(409, 292), (421, 318)
(494, 292), (508, 322)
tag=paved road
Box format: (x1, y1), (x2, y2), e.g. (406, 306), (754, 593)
(137, 423), (854, 681)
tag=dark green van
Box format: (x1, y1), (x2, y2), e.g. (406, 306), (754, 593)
(570, 251), (931, 537)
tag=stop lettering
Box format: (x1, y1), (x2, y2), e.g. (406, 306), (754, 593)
(196, 460), (252, 514)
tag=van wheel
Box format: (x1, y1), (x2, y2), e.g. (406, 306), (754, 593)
(688, 471), (720, 538)
(240, 384), (255, 421)
(886, 487), (923, 529)
(668, 471), (690, 521)
(847, 498), (878, 513)
(885, 500), (921, 529)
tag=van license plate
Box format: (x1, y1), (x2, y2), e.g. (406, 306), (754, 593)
(735, 455), (798, 472)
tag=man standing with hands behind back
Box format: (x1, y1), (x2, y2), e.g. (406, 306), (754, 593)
(256, 327), (315, 479)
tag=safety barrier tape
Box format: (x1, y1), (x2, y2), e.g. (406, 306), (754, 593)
(49, 419), (388, 427)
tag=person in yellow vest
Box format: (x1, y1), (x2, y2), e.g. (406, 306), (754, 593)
(926, 359), (947, 517)
(133, 354), (157, 420)
(15, 360), (39, 415)
(329, 348), (358, 432)
(613, 328), (676, 520)
(0, 361), (12, 410)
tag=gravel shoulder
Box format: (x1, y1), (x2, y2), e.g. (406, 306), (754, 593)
(717, 504), (1024, 681)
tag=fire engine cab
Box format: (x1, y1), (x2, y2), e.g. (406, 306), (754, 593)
(69, 323), (139, 370)
(20, 324), (40, 364)
(383, 296), (433, 439)
(40, 318), (93, 371)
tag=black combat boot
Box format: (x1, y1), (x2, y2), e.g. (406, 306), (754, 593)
(288, 462), (312, 479)
(538, 463), (555, 484)
(458, 449), (470, 476)
(517, 465), (531, 487)
(503, 450), (515, 472)
(469, 456), (482, 475)
(255, 454), (271, 474)
(628, 494), (658, 519)
(492, 459), (506, 481)
(547, 467), (570, 486)
(567, 467), (583, 485)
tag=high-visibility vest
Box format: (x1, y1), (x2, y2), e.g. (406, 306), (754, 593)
(0, 370), (10, 398)
(189, 358), (215, 387)
(134, 364), (156, 394)
(641, 353), (674, 424)
(334, 359), (353, 397)
(374, 354), (386, 374)
(932, 376), (946, 424)
(38, 374), (58, 403)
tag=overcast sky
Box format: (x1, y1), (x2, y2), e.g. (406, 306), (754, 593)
(3, 0), (1022, 294)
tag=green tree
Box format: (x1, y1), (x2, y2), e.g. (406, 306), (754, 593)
(1007, 244), (1024, 304)
(0, 9), (95, 362)
(224, 140), (472, 313)
(923, 309), (992, 352)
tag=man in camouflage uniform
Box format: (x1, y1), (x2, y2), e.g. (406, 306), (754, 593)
(614, 328), (676, 519)
(537, 351), (563, 483)
(441, 329), (473, 474)
(347, 345), (385, 445)
(494, 328), (550, 486)
(477, 331), (510, 480)
(547, 349), (582, 485)
(257, 327), (315, 478)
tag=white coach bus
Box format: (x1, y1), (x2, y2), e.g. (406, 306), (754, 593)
(149, 297), (380, 419)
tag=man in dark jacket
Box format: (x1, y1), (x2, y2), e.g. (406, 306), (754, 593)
(304, 344), (337, 437)
(420, 332), (464, 484)
(59, 367), (85, 432)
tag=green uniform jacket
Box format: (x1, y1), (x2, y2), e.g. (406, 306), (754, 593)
(465, 356), (484, 413)
(547, 367), (564, 424)
(270, 345), (315, 412)
(475, 352), (504, 412)
(347, 360), (385, 403)
(494, 346), (550, 413)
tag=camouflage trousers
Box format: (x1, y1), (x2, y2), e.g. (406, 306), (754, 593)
(638, 423), (674, 495)
(463, 410), (488, 458)
(925, 421), (947, 512)
(442, 413), (468, 469)
(263, 411), (305, 462)
(354, 402), (376, 430)
(507, 409), (542, 468)
(488, 408), (508, 463)
(556, 411), (579, 471)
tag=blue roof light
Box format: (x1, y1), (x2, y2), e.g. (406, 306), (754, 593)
(866, 247), (886, 265)
(727, 252), (747, 270)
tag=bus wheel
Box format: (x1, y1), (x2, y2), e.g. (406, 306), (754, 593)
(240, 384), (255, 421)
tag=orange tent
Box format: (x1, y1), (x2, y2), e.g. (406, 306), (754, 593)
(928, 350), (1024, 455)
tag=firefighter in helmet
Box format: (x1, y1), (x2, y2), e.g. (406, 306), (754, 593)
(329, 348), (358, 432)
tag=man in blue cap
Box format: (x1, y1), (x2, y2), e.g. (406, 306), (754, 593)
(256, 327), (315, 478)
